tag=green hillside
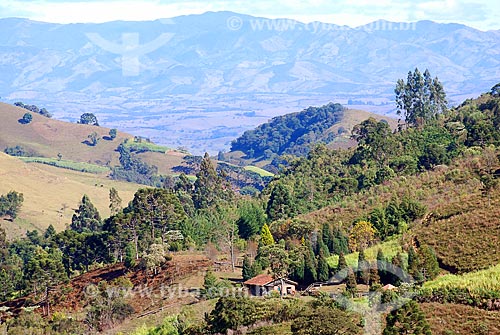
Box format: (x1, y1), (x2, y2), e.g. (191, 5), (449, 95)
(225, 103), (397, 168)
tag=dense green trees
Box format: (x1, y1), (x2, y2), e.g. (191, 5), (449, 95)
(266, 182), (295, 221)
(231, 102), (345, 158)
(408, 245), (440, 283)
(14, 102), (52, 118)
(236, 200), (266, 239)
(395, 68), (447, 128)
(111, 144), (160, 186)
(24, 247), (67, 315)
(130, 188), (187, 241)
(4, 145), (35, 157)
(0, 191), (24, 220)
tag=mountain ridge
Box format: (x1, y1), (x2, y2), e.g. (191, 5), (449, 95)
(1, 13), (499, 153)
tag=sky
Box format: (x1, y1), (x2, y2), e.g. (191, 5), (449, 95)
(0, 0), (499, 31)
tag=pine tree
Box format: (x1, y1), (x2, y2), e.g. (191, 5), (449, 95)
(44, 224), (56, 240)
(321, 224), (334, 253)
(346, 268), (357, 297)
(332, 227), (349, 255)
(124, 243), (136, 269)
(337, 252), (348, 273)
(109, 187), (122, 215)
(357, 249), (370, 285)
(242, 255), (254, 280)
(388, 252), (407, 284)
(317, 248), (330, 282)
(408, 246), (418, 273)
(193, 153), (233, 209)
(70, 194), (102, 233)
(383, 300), (432, 335)
(303, 240), (317, 284)
(237, 201), (266, 239)
(0, 226), (7, 263)
(291, 252), (305, 283)
(266, 182), (294, 221)
(317, 238), (330, 259)
(369, 261), (380, 287)
(24, 247), (68, 315)
(0, 268), (13, 301)
(260, 223), (275, 246)
(417, 245), (440, 282)
(376, 248), (386, 283)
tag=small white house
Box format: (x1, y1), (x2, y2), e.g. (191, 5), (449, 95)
(243, 274), (297, 297)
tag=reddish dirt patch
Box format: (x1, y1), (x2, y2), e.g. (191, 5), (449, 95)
(0, 254), (212, 321)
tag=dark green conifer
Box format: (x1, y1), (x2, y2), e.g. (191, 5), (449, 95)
(317, 248), (330, 282)
(383, 300), (432, 335)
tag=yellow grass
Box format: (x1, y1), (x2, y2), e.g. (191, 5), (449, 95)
(0, 153), (142, 238)
(244, 165), (275, 177)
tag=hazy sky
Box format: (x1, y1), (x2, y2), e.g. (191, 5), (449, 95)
(0, 0), (499, 31)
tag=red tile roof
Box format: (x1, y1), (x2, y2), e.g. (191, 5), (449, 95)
(243, 274), (274, 286)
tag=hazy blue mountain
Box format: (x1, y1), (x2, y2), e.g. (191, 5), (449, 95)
(1, 12), (499, 153)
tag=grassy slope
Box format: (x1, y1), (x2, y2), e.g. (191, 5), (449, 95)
(0, 153), (141, 238)
(0, 102), (132, 166)
(415, 187), (500, 273)
(0, 102), (186, 173)
(299, 152), (500, 273)
(421, 303), (500, 335)
(423, 264), (500, 292)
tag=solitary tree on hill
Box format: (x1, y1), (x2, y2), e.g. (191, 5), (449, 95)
(109, 128), (117, 140)
(79, 112), (99, 126)
(87, 132), (99, 146)
(395, 68), (447, 128)
(71, 195), (102, 233)
(20, 112), (33, 124)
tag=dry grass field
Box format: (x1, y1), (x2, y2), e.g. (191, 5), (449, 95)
(0, 152), (142, 238)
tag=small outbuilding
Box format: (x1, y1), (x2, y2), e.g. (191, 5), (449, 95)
(382, 284), (397, 291)
(243, 274), (297, 297)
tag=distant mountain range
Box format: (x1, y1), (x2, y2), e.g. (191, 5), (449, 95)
(1, 12), (499, 153)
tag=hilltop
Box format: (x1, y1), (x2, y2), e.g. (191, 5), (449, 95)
(0, 102), (185, 172)
(225, 104), (397, 169)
